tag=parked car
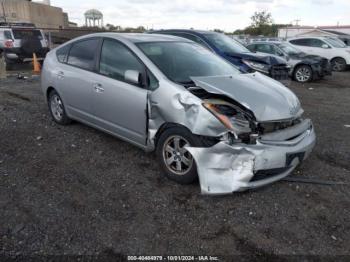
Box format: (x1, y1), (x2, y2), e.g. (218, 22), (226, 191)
(287, 36), (350, 71)
(0, 22), (49, 70)
(247, 41), (332, 83)
(41, 33), (315, 194)
(150, 30), (290, 82)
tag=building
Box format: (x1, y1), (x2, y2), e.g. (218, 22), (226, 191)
(0, 0), (70, 28)
(278, 25), (350, 39)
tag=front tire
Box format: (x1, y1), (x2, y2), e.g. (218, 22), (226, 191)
(294, 65), (313, 83)
(331, 57), (347, 72)
(156, 126), (216, 184)
(48, 90), (71, 125)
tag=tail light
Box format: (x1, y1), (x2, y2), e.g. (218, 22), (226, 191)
(4, 40), (14, 48)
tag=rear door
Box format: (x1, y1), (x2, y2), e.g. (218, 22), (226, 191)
(91, 38), (149, 146)
(56, 38), (101, 122)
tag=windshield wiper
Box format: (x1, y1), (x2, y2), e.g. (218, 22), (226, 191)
(178, 80), (196, 88)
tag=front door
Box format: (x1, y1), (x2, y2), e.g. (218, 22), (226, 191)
(92, 38), (148, 146)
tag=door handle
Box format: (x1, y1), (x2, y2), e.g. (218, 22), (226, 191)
(93, 83), (104, 93)
(57, 71), (64, 79)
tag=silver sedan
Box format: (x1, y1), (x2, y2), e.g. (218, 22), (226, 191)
(41, 33), (316, 195)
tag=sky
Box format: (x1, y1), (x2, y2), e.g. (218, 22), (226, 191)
(47, 0), (350, 32)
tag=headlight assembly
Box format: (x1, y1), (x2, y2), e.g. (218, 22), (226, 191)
(242, 60), (270, 74)
(203, 100), (252, 135)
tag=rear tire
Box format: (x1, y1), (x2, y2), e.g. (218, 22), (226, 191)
(156, 126), (216, 184)
(331, 57), (347, 72)
(48, 90), (71, 125)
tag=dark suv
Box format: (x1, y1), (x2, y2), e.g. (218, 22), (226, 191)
(151, 29), (290, 81)
(0, 22), (50, 70)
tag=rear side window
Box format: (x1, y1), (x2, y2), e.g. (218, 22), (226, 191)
(4, 30), (12, 39)
(290, 39), (309, 46)
(12, 29), (43, 40)
(99, 39), (145, 84)
(255, 44), (275, 54)
(247, 44), (257, 52)
(56, 44), (70, 63)
(67, 39), (99, 70)
(290, 38), (325, 48)
(171, 33), (209, 47)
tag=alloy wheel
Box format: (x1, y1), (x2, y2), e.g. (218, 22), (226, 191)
(295, 66), (311, 82)
(162, 135), (194, 175)
(50, 94), (64, 121)
(332, 58), (346, 72)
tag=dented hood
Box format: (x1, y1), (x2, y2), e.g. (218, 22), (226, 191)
(191, 73), (303, 121)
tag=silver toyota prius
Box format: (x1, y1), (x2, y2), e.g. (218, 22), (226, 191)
(41, 33), (316, 195)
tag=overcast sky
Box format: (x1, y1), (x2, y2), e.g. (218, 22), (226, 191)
(48, 0), (350, 31)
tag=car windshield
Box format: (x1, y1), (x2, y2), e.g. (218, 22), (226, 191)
(203, 33), (250, 54)
(325, 37), (347, 48)
(277, 43), (302, 55)
(137, 41), (239, 85)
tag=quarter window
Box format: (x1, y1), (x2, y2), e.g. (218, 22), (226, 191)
(56, 44), (70, 63)
(67, 39), (99, 70)
(99, 39), (145, 84)
(4, 30), (12, 39)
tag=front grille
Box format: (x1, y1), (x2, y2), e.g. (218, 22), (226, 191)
(258, 118), (302, 134)
(270, 65), (289, 80)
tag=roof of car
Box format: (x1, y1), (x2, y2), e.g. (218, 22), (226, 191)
(151, 29), (216, 35)
(73, 32), (190, 43)
(248, 41), (284, 45)
(77, 32), (190, 43)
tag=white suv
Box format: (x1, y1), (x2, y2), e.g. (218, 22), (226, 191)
(0, 22), (49, 70)
(288, 37), (350, 71)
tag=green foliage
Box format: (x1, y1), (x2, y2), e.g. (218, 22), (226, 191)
(104, 24), (146, 32)
(232, 11), (291, 36)
(250, 11), (273, 28)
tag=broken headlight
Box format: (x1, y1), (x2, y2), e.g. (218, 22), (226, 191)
(203, 100), (252, 135)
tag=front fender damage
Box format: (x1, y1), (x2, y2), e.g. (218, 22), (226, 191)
(146, 85), (263, 195)
(147, 89), (228, 147)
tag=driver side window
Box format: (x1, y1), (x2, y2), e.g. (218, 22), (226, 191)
(99, 39), (145, 85)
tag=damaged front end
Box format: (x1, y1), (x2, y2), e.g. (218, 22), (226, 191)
(147, 73), (316, 195)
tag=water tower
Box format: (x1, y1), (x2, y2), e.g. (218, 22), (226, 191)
(84, 9), (103, 28)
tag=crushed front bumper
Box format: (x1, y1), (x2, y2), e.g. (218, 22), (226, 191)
(187, 119), (316, 195)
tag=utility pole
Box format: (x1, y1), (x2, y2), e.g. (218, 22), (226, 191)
(1, 1), (7, 23)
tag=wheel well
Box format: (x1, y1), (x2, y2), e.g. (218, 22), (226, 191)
(46, 86), (55, 100)
(154, 123), (185, 147)
(153, 122), (220, 148)
(331, 57), (345, 63)
(292, 63), (307, 74)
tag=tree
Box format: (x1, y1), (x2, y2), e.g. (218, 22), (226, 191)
(250, 11), (273, 28)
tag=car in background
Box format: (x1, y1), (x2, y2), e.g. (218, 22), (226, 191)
(150, 30), (290, 81)
(287, 36), (350, 71)
(0, 22), (49, 70)
(247, 41), (332, 83)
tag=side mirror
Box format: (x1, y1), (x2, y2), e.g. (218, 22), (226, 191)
(322, 44), (330, 49)
(124, 70), (142, 85)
